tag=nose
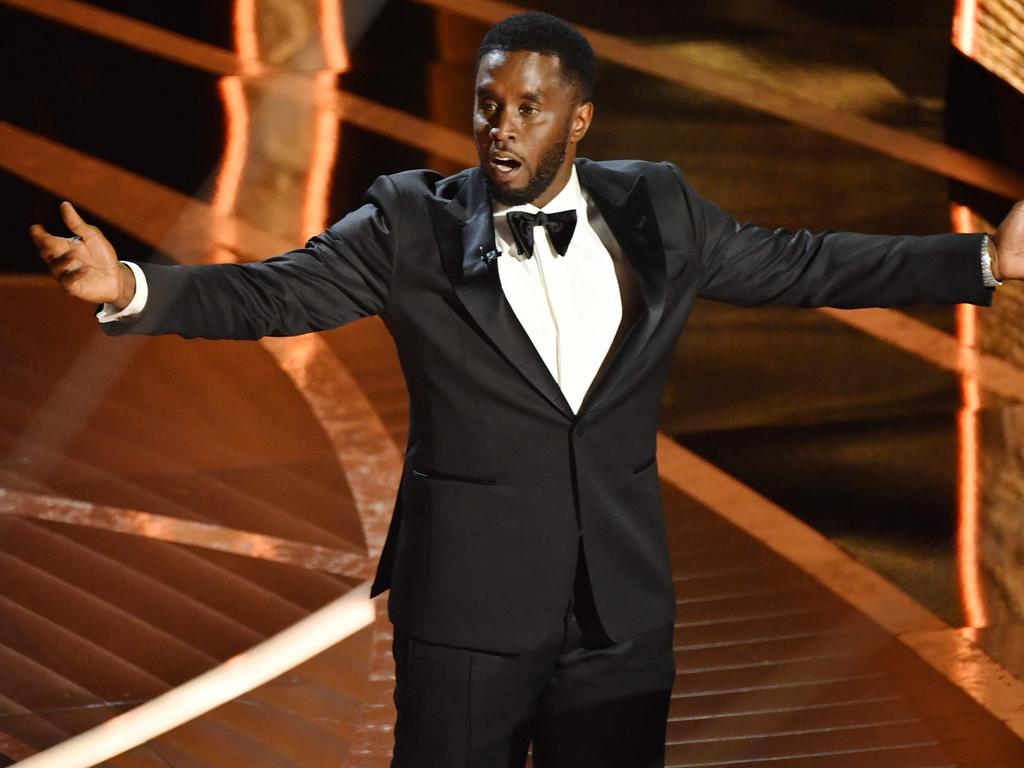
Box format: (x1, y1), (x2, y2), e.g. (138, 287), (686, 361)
(489, 110), (514, 142)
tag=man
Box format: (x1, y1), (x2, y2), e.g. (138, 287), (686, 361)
(30, 11), (1024, 768)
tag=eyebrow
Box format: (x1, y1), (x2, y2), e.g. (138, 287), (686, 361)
(475, 87), (546, 101)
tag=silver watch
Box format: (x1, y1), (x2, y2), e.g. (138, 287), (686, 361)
(981, 234), (1002, 288)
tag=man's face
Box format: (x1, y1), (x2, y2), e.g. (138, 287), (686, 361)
(474, 50), (593, 208)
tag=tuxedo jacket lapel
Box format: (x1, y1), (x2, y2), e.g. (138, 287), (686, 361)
(577, 162), (668, 418)
(427, 168), (575, 420)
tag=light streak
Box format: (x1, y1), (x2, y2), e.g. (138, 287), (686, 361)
(300, 2), (349, 239)
(211, 77), (248, 222)
(10, 583), (376, 768)
(954, 0), (979, 56)
(209, 0), (257, 259)
(301, 70), (343, 238)
(319, 0), (349, 71)
(0, 487), (371, 577)
(233, 0), (260, 74)
(952, 203), (989, 627)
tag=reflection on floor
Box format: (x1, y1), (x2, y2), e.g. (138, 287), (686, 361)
(2, 0), (1024, 766)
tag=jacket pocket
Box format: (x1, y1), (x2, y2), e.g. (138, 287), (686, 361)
(411, 467), (498, 486)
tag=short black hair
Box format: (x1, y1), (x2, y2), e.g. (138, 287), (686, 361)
(477, 12), (596, 101)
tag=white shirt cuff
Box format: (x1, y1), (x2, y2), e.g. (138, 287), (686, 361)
(96, 261), (149, 323)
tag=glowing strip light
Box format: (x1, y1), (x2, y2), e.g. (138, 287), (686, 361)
(233, 0), (260, 74)
(211, 77), (248, 222)
(10, 583), (375, 768)
(300, 3), (349, 240)
(952, 203), (989, 627)
(319, 0), (349, 71)
(954, 0), (979, 56)
(0, 487), (371, 577)
(301, 70), (342, 239)
(209, 0), (256, 259)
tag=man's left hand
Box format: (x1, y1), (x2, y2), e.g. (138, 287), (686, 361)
(992, 200), (1024, 281)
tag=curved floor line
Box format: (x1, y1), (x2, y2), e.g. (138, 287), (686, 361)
(0, 358), (369, 555)
(0, 487), (370, 577)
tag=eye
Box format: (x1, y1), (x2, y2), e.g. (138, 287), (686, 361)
(519, 104), (538, 117)
(479, 101), (498, 115)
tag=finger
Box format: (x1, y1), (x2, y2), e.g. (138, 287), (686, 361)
(29, 223), (54, 246)
(30, 224), (71, 253)
(31, 229), (73, 262)
(60, 201), (101, 239)
(46, 253), (77, 275)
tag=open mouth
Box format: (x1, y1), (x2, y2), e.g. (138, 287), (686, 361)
(490, 155), (523, 176)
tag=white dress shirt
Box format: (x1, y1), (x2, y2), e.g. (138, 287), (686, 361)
(494, 166), (635, 414)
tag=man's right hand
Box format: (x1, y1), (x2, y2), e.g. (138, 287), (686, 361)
(30, 201), (135, 309)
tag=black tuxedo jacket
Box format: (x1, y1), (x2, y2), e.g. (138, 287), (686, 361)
(106, 159), (992, 653)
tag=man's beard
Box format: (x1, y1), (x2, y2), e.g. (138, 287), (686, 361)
(484, 135), (569, 207)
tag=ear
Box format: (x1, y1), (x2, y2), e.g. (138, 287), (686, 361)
(569, 101), (594, 145)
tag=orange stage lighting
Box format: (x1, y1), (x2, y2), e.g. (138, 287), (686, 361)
(234, 0), (261, 74)
(301, 69), (343, 239)
(319, 0), (350, 71)
(209, 1), (258, 261)
(212, 76), (248, 222)
(952, 203), (988, 627)
(954, 0), (978, 57)
(301, 2), (349, 238)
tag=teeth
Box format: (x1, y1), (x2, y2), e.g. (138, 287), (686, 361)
(491, 155), (519, 174)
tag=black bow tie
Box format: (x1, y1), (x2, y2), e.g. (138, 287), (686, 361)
(505, 209), (577, 258)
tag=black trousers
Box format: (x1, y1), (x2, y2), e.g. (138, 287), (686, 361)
(390, 546), (676, 767)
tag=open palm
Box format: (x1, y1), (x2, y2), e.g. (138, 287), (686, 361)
(30, 201), (129, 306)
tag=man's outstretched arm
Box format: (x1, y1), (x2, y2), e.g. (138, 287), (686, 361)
(667, 163), (1024, 309)
(29, 175), (402, 340)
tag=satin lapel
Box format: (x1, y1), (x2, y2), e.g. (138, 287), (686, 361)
(426, 169), (574, 419)
(577, 163), (668, 417)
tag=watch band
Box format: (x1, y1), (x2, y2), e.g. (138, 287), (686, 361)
(981, 234), (1002, 288)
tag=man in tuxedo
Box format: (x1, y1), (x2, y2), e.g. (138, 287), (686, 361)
(31, 10), (1024, 768)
